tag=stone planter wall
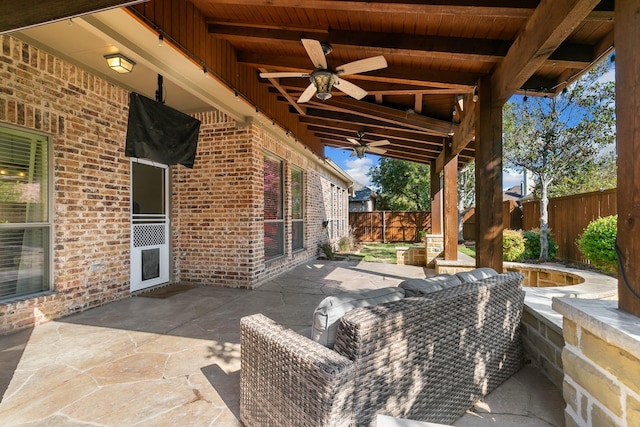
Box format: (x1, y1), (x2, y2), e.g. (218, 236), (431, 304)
(553, 299), (640, 427)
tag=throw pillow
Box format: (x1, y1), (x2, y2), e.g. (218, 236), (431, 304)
(311, 287), (405, 348)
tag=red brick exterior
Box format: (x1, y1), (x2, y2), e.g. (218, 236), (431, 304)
(0, 35), (350, 335)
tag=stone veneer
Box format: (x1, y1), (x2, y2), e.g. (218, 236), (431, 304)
(553, 298), (640, 427)
(0, 35), (350, 335)
(395, 246), (426, 266)
(424, 234), (443, 267)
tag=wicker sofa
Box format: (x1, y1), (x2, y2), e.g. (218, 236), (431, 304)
(240, 270), (525, 427)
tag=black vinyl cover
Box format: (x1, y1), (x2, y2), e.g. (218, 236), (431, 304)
(125, 92), (201, 168)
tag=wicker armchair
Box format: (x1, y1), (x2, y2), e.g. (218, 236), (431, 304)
(240, 272), (525, 427)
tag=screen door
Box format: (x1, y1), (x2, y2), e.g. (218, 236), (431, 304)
(130, 159), (169, 291)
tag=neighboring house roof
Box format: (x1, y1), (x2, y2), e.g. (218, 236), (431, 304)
(349, 182), (377, 202)
(351, 187), (376, 202)
(503, 184), (523, 202)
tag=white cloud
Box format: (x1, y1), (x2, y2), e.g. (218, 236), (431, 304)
(345, 156), (374, 187)
(503, 169), (524, 191)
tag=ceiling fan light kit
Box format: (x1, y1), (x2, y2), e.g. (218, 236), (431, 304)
(354, 145), (368, 158)
(311, 70), (336, 101)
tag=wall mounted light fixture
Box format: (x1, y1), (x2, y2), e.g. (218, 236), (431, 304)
(104, 53), (136, 73)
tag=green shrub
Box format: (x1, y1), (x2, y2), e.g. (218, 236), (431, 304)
(320, 242), (335, 260)
(523, 229), (558, 260)
(338, 235), (352, 252)
(577, 215), (617, 273)
(503, 229), (525, 262)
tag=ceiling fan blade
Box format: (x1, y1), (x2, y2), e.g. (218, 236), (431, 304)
(368, 147), (387, 155)
(335, 56), (388, 76)
(347, 138), (360, 145)
(260, 71), (309, 78)
(334, 77), (368, 100)
(368, 139), (390, 147)
(349, 150), (357, 157)
(301, 39), (328, 69)
(297, 82), (317, 103)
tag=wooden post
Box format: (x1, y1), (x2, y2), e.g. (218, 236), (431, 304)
(615, 0), (640, 316)
(475, 76), (503, 272)
(443, 153), (458, 260)
(430, 160), (442, 235)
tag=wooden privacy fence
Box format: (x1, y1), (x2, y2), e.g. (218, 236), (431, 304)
(462, 200), (522, 241)
(521, 188), (617, 262)
(350, 211), (431, 243)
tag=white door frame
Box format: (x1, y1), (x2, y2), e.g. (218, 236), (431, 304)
(130, 158), (170, 292)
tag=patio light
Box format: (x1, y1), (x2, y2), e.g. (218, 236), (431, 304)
(354, 145), (368, 158)
(310, 70), (336, 101)
(104, 53), (136, 73)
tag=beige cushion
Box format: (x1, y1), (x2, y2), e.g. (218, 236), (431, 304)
(311, 287), (405, 348)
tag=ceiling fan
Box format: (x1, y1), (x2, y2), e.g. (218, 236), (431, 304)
(259, 39), (387, 103)
(348, 132), (390, 158)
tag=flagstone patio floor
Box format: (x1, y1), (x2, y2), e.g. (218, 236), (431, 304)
(0, 259), (565, 426)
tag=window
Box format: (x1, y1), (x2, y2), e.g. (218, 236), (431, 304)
(264, 154), (284, 260)
(327, 185), (347, 240)
(291, 166), (304, 251)
(0, 125), (51, 300)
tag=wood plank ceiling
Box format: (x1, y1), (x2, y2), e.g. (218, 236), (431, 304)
(2, 0), (615, 167)
(195, 0), (613, 165)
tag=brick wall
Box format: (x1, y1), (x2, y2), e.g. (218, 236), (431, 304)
(0, 35), (351, 334)
(172, 115), (350, 288)
(0, 35), (131, 334)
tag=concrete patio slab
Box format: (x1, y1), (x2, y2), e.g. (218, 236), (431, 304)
(0, 259), (564, 426)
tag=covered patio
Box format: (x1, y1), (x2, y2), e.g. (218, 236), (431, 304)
(0, 259), (564, 426)
(1, 1), (640, 426)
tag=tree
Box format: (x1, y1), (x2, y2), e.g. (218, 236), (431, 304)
(368, 158), (430, 211)
(457, 161), (475, 242)
(547, 151), (616, 197)
(503, 63), (615, 260)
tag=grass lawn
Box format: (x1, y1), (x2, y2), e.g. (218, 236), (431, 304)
(458, 244), (476, 258)
(353, 243), (475, 263)
(356, 242), (421, 263)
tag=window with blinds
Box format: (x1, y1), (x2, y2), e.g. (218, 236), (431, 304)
(291, 166), (304, 251)
(0, 125), (51, 300)
(264, 154), (284, 260)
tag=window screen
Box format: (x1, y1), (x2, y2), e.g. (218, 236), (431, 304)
(0, 125), (51, 300)
(264, 154), (284, 259)
(291, 166), (304, 251)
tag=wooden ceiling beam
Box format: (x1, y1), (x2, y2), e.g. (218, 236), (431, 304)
(301, 118), (448, 145)
(201, 1), (539, 18)
(214, 24), (597, 68)
(210, 24), (510, 62)
(301, 108), (433, 134)
(259, 68), (306, 115)
(273, 80), (473, 96)
(491, 0), (603, 104)
(450, 94), (476, 159)
(311, 97), (455, 136)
